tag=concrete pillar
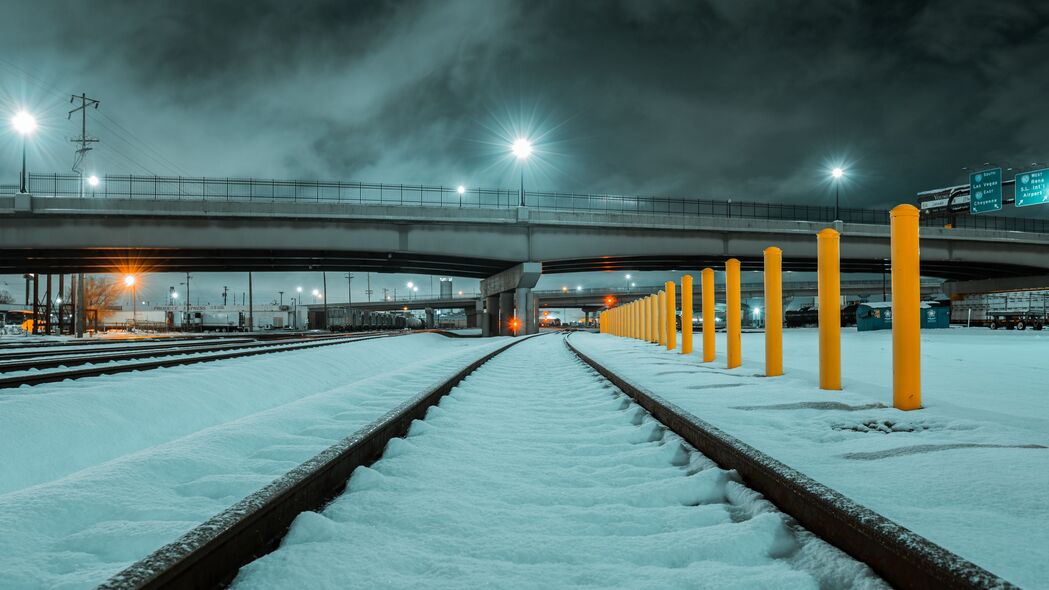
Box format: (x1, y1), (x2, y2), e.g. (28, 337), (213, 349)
(498, 291), (514, 336)
(527, 292), (539, 334)
(484, 295), (499, 337)
(514, 287), (531, 336)
(425, 307), (435, 328)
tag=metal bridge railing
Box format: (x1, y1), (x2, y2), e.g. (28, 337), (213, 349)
(17, 172), (1049, 234)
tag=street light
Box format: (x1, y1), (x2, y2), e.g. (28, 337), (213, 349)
(831, 167), (845, 222)
(576, 285), (583, 292)
(87, 175), (100, 187)
(11, 110), (37, 194)
(123, 274), (138, 326)
(312, 288), (320, 303)
(457, 184), (465, 207)
(625, 274), (632, 291)
(512, 137), (532, 206)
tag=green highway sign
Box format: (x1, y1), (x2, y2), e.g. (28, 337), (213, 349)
(969, 168), (1002, 214)
(1015, 168), (1049, 207)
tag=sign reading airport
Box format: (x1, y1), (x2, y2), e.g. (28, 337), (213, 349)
(1015, 168), (1049, 207)
(969, 168), (1002, 214)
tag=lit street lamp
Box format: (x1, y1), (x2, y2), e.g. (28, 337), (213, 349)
(512, 137), (532, 206)
(625, 273), (632, 292)
(457, 184), (465, 207)
(11, 110), (37, 193)
(831, 167), (845, 222)
(312, 288), (320, 303)
(124, 274), (138, 326)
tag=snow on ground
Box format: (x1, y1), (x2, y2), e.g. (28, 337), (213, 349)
(571, 328), (1049, 588)
(0, 335), (369, 381)
(0, 333), (508, 589)
(233, 334), (885, 590)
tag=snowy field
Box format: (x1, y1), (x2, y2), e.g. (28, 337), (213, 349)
(572, 328), (1049, 588)
(0, 333), (509, 588)
(234, 334), (884, 589)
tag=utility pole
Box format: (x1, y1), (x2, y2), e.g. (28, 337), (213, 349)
(222, 285), (228, 306)
(322, 272), (329, 331)
(69, 93), (99, 337)
(248, 272), (254, 332)
(366, 272), (372, 302)
(346, 272), (354, 306)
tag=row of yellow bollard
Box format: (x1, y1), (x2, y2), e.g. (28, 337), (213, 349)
(597, 204), (921, 411)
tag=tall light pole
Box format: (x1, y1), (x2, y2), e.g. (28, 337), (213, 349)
(457, 184), (465, 208)
(512, 138), (532, 207)
(124, 274), (137, 327)
(831, 167), (845, 222)
(11, 110), (37, 194)
(407, 281), (414, 301)
(625, 273), (632, 292)
(296, 286), (303, 329)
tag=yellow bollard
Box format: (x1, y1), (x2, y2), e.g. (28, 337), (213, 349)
(665, 281), (677, 351)
(817, 228), (841, 390)
(681, 275), (693, 354)
(763, 247), (783, 376)
(702, 268), (715, 362)
(658, 290), (666, 346)
(726, 259), (741, 369)
(645, 296), (653, 343)
(891, 205), (921, 410)
(633, 301), (640, 339)
(649, 295), (657, 343)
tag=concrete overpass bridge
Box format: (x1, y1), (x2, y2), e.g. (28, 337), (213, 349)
(3, 173), (1048, 335)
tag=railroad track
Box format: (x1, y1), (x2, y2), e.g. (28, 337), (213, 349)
(0, 332), (395, 389)
(98, 334), (538, 589)
(98, 332), (1010, 589)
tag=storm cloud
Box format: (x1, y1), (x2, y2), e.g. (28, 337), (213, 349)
(2, 0), (1048, 208)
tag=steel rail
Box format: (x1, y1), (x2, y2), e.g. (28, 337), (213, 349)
(99, 334), (537, 589)
(564, 336), (1016, 590)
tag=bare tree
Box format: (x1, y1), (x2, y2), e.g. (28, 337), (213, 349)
(0, 290), (13, 304)
(83, 276), (121, 319)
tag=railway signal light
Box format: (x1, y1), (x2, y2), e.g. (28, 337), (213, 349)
(604, 295), (616, 307)
(509, 317), (522, 334)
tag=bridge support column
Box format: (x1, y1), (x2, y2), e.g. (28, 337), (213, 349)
(515, 287), (535, 336)
(425, 308), (435, 328)
(498, 291), (514, 336)
(484, 295), (499, 337)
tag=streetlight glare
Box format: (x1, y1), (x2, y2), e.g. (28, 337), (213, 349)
(831, 167), (844, 179)
(511, 138), (533, 159)
(87, 175), (100, 187)
(296, 286), (303, 293)
(625, 274), (632, 279)
(576, 285), (583, 291)
(11, 111), (37, 135)
(172, 292), (179, 299)
(457, 185), (465, 194)
(123, 274), (136, 287)
(312, 289), (320, 296)
(406, 281), (414, 289)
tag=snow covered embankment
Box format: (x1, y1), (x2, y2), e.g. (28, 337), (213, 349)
(569, 330), (1049, 588)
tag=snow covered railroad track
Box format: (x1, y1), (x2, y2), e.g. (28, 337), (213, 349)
(0, 333), (393, 389)
(97, 334), (537, 590)
(565, 337), (1016, 590)
(103, 333), (879, 589)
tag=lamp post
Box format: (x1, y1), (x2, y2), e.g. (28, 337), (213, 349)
(11, 110), (37, 194)
(457, 184), (465, 208)
(512, 138), (532, 206)
(625, 274), (632, 292)
(407, 281), (414, 301)
(124, 274), (137, 327)
(831, 167), (844, 222)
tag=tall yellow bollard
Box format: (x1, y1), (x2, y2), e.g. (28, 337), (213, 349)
(681, 275), (693, 354)
(891, 205), (921, 410)
(646, 293), (654, 344)
(646, 296), (653, 343)
(702, 268), (715, 362)
(665, 281), (677, 351)
(726, 259), (741, 369)
(763, 247), (783, 376)
(817, 228), (841, 390)
(658, 290), (666, 346)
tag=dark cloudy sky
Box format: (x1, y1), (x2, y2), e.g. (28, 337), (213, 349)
(2, 1), (1047, 312)
(3, 0), (1047, 205)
